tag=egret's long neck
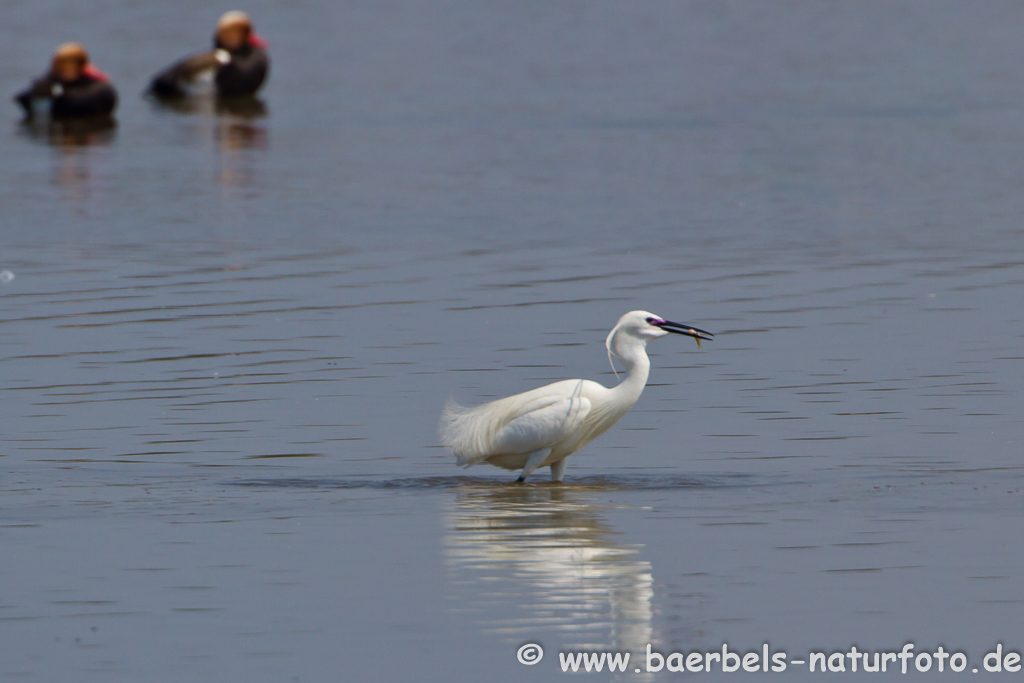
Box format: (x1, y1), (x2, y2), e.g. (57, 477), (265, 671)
(610, 342), (651, 407)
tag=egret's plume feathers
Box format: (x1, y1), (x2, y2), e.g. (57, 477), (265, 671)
(605, 325), (620, 380)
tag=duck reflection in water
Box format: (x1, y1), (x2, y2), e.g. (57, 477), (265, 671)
(215, 119), (267, 191)
(153, 94), (267, 118)
(16, 115), (115, 204)
(19, 115), (116, 148)
(445, 484), (654, 657)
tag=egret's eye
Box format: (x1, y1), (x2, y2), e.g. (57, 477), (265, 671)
(645, 317), (656, 324)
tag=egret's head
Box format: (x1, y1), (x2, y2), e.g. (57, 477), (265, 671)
(605, 310), (713, 368)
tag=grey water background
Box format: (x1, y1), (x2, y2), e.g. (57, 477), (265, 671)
(2, 0), (1024, 680)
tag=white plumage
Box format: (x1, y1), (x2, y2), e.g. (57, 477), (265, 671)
(440, 310), (713, 482)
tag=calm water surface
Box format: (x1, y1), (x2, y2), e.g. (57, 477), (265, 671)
(2, 1), (1023, 681)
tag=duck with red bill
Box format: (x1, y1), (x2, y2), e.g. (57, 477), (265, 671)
(14, 42), (118, 120)
(149, 11), (270, 100)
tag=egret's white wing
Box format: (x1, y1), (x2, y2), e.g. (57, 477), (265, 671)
(490, 395), (591, 455)
(441, 380), (593, 466)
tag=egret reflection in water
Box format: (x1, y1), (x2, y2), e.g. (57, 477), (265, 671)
(445, 483), (654, 656)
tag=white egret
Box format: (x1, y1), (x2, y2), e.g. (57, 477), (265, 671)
(440, 310), (713, 482)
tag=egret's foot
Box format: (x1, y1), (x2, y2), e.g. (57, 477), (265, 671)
(516, 475), (525, 483)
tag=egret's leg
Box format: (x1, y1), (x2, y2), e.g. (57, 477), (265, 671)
(549, 458), (567, 483)
(516, 449), (550, 483)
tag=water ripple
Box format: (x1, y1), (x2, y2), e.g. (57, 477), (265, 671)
(227, 474), (758, 491)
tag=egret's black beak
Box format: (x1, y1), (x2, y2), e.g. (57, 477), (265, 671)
(653, 319), (715, 347)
